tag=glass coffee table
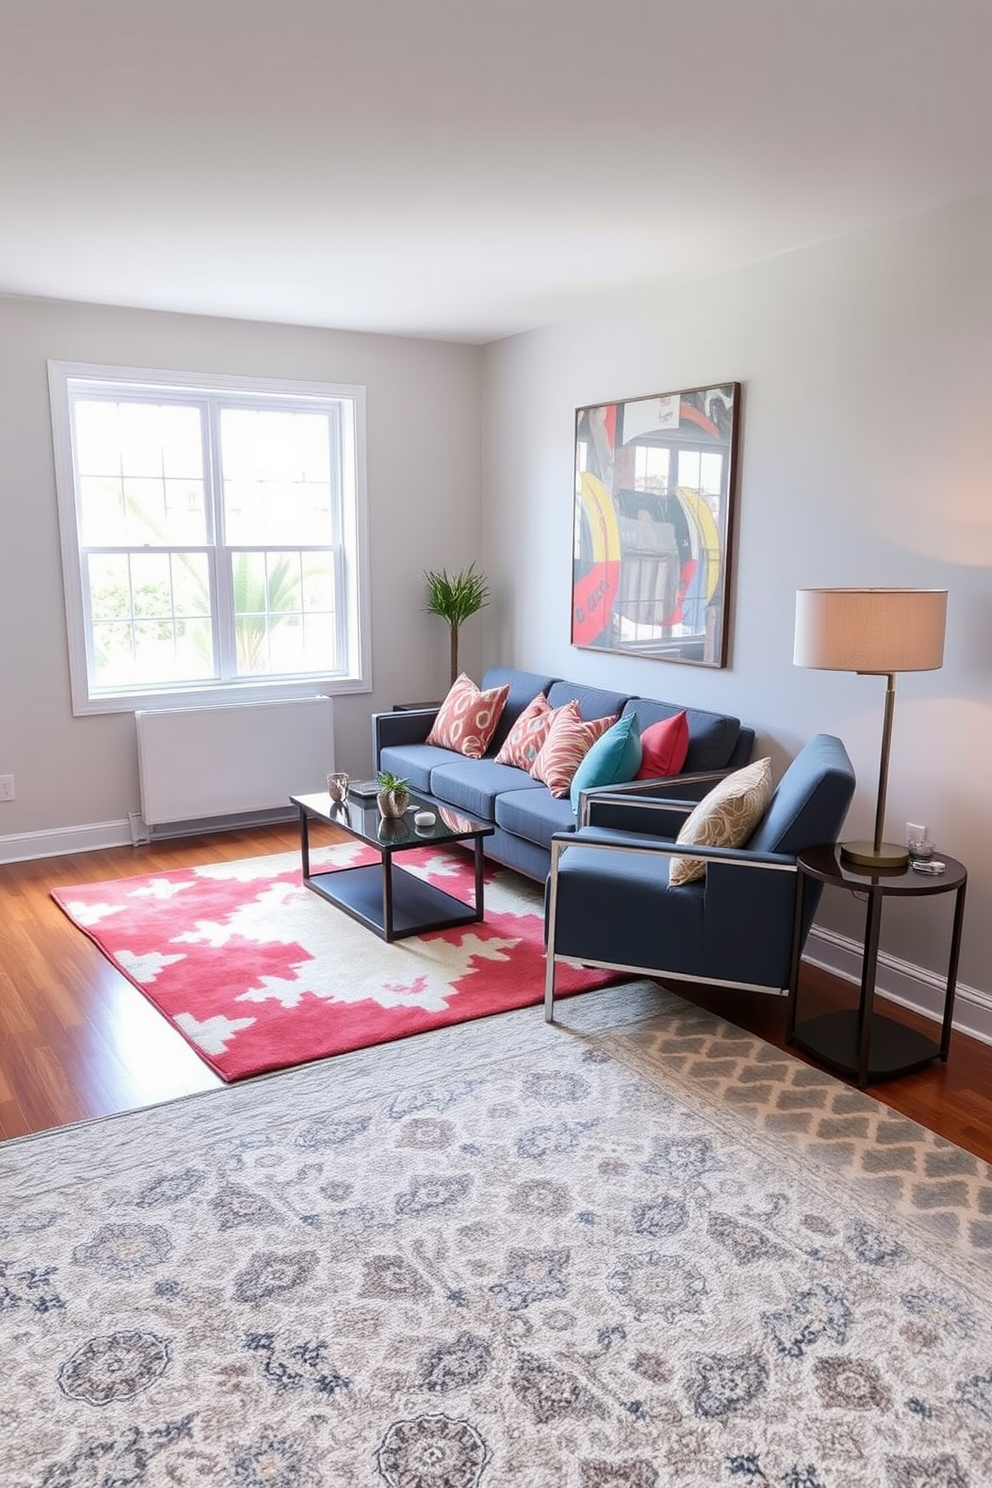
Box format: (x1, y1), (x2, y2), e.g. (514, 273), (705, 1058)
(290, 789), (495, 943)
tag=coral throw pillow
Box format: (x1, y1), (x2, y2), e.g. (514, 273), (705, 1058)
(530, 703), (617, 799)
(493, 692), (557, 769)
(636, 711), (690, 779)
(668, 757), (773, 887)
(426, 673), (510, 759)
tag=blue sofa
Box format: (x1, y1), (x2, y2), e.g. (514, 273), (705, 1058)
(374, 666), (755, 881)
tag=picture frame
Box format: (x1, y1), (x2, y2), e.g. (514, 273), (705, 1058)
(571, 381), (741, 667)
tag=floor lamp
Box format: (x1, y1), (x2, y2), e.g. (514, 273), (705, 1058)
(794, 588), (947, 869)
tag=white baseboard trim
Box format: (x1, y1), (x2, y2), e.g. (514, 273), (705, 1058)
(0, 809), (299, 864)
(804, 923), (992, 1049)
(0, 819), (135, 862)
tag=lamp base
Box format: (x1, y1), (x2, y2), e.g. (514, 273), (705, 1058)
(840, 840), (909, 870)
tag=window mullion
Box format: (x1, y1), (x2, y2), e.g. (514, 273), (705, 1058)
(205, 396), (236, 681)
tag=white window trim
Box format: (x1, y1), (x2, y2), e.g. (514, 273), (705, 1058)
(48, 360), (372, 716)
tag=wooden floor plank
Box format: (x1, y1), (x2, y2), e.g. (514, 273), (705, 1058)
(1, 825), (990, 1155)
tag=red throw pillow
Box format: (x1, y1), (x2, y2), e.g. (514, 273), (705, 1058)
(494, 692), (555, 768)
(530, 704), (617, 798)
(636, 711), (690, 779)
(426, 673), (510, 758)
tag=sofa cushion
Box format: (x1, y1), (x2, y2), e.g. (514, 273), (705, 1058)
(426, 673), (510, 758)
(546, 679), (631, 722)
(495, 787), (576, 850)
(377, 743), (453, 793)
(480, 667), (559, 754)
(428, 757), (542, 821)
(569, 712), (642, 813)
(669, 757), (773, 886)
(636, 711), (689, 779)
(494, 692), (557, 769)
(620, 698), (742, 774)
(530, 704), (617, 798)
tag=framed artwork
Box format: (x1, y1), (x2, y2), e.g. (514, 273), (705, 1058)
(571, 382), (741, 667)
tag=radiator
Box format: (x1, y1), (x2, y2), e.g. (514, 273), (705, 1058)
(135, 697), (334, 828)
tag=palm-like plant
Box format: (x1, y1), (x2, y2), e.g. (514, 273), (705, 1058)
(232, 554), (299, 673)
(424, 564), (490, 684)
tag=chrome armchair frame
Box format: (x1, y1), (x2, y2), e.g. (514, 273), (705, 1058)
(544, 830), (798, 1021)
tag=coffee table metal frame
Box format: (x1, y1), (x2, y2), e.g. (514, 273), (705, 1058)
(290, 790), (494, 943)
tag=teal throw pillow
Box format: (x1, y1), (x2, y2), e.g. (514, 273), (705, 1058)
(569, 713), (642, 815)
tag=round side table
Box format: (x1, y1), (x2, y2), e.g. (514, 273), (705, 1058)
(786, 845), (967, 1089)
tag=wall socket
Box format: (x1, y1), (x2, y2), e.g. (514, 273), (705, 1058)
(906, 820), (928, 845)
(0, 774), (14, 801)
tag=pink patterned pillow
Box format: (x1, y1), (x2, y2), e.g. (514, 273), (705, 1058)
(494, 692), (556, 768)
(529, 704), (617, 798)
(426, 673), (510, 759)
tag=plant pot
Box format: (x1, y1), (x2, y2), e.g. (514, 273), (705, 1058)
(377, 787), (410, 819)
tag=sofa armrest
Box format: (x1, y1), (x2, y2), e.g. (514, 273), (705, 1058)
(372, 707), (440, 765)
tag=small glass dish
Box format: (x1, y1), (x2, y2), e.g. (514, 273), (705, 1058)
(907, 837), (934, 862)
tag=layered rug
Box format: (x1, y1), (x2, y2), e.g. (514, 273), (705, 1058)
(5, 983), (992, 1487)
(51, 845), (617, 1081)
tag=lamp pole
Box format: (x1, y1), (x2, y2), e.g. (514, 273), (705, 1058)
(840, 670), (907, 870)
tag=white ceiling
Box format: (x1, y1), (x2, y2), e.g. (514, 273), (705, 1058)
(3, 0), (992, 343)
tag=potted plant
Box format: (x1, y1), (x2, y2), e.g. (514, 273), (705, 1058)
(424, 563), (490, 684)
(376, 770), (410, 819)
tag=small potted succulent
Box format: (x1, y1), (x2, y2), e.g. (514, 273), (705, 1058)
(376, 770), (410, 819)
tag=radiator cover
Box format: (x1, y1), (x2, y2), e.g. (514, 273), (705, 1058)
(135, 697), (334, 827)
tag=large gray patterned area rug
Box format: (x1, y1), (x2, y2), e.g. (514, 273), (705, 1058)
(4, 981), (992, 1488)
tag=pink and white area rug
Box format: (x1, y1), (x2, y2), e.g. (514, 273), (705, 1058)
(51, 844), (619, 1082)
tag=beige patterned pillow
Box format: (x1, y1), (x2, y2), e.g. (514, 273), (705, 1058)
(668, 757), (773, 886)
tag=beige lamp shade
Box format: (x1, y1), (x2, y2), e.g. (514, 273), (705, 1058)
(793, 588), (947, 674)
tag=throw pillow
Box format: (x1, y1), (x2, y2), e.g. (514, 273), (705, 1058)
(636, 711), (690, 779)
(569, 712), (642, 815)
(494, 692), (555, 769)
(530, 704), (617, 799)
(426, 673), (510, 759)
(668, 757), (773, 887)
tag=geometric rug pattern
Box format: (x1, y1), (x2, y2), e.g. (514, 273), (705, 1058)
(4, 981), (991, 1486)
(50, 846), (617, 1081)
(633, 1009), (992, 1257)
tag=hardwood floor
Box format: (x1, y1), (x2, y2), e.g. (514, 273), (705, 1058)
(1, 825), (990, 1160)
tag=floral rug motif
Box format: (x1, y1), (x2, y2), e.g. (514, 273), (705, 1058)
(4, 987), (992, 1487)
(50, 846), (615, 1080)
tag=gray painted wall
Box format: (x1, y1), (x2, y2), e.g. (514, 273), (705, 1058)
(0, 296), (482, 834)
(481, 190), (992, 995)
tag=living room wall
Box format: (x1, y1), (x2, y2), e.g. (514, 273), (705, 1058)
(480, 190), (992, 1011)
(0, 295), (482, 849)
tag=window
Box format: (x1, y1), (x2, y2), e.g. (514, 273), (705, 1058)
(49, 363), (369, 714)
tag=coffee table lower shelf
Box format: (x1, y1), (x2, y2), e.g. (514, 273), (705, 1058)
(305, 862), (481, 942)
(791, 1010), (942, 1083)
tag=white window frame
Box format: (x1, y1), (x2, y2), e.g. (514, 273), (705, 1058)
(48, 361), (371, 716)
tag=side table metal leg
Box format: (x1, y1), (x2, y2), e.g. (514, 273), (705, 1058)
(939, 881), (968, 1060)
(857, 888), (884, 1089)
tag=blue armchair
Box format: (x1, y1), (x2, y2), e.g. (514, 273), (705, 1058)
(544, 733), (856, 1020)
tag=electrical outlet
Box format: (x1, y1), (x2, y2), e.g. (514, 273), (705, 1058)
(0, 774), (14, 801)
(906, 820), (927, 845)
